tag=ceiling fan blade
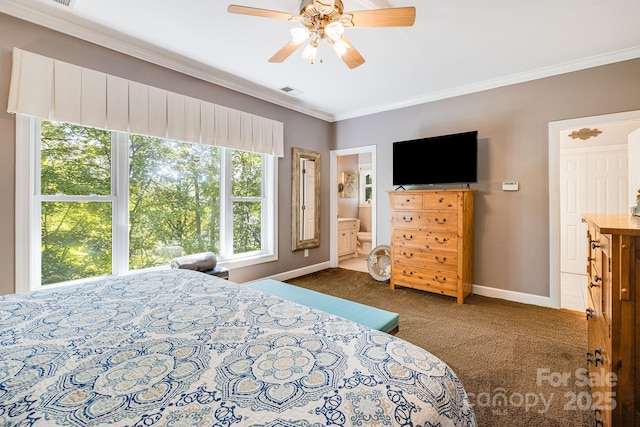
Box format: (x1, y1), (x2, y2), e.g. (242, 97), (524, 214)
(227, 5), (295, 21)
(338, 36), (365, 69)
(348, 7), (416, 27)
(269, 41), (304, 63)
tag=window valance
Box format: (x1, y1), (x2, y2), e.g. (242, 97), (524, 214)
(7, 48), (284, 157)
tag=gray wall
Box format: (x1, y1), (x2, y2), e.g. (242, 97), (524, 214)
(0, 13), (331, 295)
(333, 60), (640, 296)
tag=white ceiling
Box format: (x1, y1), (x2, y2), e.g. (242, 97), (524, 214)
(2, 0), (640, 121)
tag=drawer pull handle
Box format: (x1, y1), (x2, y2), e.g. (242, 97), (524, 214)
(587, 256), (595, 262)
(402, 216), (413, 222)
(589, 281), (599, 288)
(434, 237), (448, 244)
(402, 252), (414, 258)
(434, 275), (446, 283)
(403, 234), (414, 240)
(591, 241), (601, 249)
(593, 275), (601, 283)
(586, 308), (595, 320)
(594, 409), (603, 427)
(402, 270), (413, 276)
(594, 348), (603, 366)
(434, 217), (447, 224)
(586, 351), (593, 365)
(435, 256), (447, 263)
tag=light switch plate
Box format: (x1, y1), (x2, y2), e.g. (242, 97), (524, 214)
(502, 181), (519, 191)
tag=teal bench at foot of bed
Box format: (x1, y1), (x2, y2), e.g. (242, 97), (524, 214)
(245, 279), (399, 334)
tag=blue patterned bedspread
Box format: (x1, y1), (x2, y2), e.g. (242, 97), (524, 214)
(0, 269), (476, 426)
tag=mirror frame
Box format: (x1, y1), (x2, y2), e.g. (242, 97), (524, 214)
(292, 147), (321, 251)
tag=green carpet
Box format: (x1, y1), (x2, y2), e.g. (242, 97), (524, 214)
(286, 268), (593, 427)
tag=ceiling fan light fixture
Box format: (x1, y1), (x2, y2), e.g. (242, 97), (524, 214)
(228, 2), (415, 69)
(302, 41), (318, 64)
(331, 39), (349, 56)
(290, 27), (310, 45)
(324, 21), (344, 41)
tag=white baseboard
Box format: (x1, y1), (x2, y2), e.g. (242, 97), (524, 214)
(244, 261), (332, 284)
(246, 267), (560, 310)
(473, 284), (556, 308)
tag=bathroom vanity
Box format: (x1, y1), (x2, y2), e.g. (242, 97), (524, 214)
(338, 218), (358, 259)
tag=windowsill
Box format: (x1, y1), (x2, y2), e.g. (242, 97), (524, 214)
(218, 252), (278, 269)
(30, 253), (277, 292)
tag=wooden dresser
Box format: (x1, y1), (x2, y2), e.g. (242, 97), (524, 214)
(388, 189), (474, 304)
(582, 214), (640, 426)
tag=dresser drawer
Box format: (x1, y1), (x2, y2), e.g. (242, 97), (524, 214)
(391, 266), (458, 296)
(391, 193), (423, 210)
(393, 230), (458, 251)
(338, 219), (358, 231)
(393, 247), (458, 271)
(587, 287), (611, 354)
(587, 275), (602, 322)
(587, 312), (612, 415)
(391, 211), (458, 232)
(423, 192), (458, 210)
(588, 224), (602, 274)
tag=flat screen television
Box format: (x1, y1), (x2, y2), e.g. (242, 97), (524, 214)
(392, 131), (478, 186)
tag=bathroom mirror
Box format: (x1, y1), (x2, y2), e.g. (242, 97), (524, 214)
(292, 147), (320, 251)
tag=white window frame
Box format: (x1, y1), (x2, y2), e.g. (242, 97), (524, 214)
(359, 165), (373, 204)
(15, 115), (277, 292)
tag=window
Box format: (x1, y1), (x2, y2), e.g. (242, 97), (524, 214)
(17, 117), (277, 290)
(359, 167), (373, 204)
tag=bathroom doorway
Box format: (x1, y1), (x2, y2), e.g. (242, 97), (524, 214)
(329, 146), (377, 271)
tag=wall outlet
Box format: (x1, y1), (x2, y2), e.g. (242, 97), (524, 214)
(502, 181), (519, 191)
(304, 249), (309, 257)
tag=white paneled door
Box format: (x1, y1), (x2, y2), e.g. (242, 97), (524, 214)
(560, 149), (628, 275)
(629, 129), (640, 206)
(560, 152), (587, 275)
(586, 150), (628, 213)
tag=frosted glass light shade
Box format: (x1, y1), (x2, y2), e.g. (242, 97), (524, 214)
(332, 39), (349, 56)
(325, 22), (345, 41)
(290, 27), (310, 45)
(302, 42), (318, 63)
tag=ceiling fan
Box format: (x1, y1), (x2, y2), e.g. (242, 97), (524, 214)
(227, 1), (416, 69)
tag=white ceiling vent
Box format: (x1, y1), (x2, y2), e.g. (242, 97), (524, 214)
(52, 0), (76, 7)
(280, 86), (303, 96)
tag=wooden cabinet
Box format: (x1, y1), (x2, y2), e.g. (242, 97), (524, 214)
(388, 189), (475, 304)
(338, 218), (358, 258)
(582, 214), (640, 426)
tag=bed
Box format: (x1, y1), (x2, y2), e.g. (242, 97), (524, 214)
(0, 269), (476, 426)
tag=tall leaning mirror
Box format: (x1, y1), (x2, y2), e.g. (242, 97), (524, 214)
(292, 147), (320, 251)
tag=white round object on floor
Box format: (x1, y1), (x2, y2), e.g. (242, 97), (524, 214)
(367, 245), (391, 282)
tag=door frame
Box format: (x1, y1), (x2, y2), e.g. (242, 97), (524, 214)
(330, 145), (377, 267)
(548, 110), (640, 308)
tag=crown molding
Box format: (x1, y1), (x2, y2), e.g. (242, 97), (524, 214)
(332, 46), (640, 121)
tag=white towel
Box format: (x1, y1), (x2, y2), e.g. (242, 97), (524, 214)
(170, 252), (217, 271)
